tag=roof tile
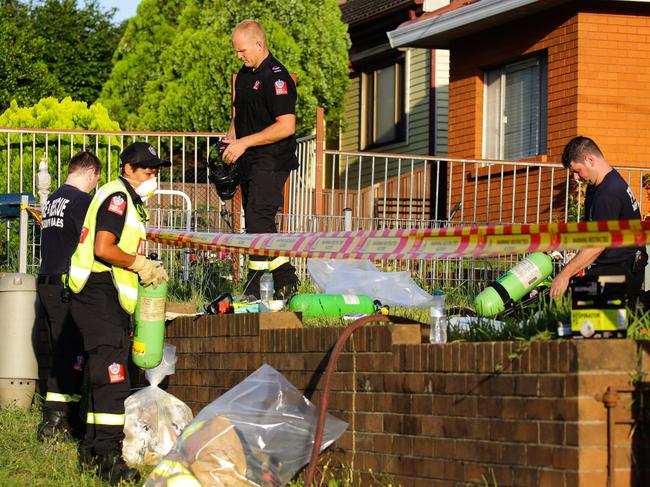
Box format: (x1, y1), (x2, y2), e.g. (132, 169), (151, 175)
(341, 0), (414, 25)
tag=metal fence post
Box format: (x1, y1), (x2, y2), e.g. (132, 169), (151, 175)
(315, 107), (325, 216)
(343, 207), (352, 232)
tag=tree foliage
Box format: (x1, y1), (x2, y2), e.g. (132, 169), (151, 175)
(100, 0), (350, 135)
(0, 97), (121, 192)
(0, 97), (120, 131)
(30, 0), (125, 105)
(0, 0), (122, 112)
(0, 2), (61, 110)
(99, 0), (186, 129)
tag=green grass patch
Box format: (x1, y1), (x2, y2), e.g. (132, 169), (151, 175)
(0, 403), (148, 486)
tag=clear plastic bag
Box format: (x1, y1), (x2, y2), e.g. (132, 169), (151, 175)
(146, 364), (347, 486)
(308, 258), (434, 307)
(123, 344), (194, 466)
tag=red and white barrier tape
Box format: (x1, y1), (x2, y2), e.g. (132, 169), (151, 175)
(147, 219), (650, 259)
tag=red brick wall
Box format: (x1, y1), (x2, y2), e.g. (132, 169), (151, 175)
(162, 314), (650, 486)
(448, 4), (578, 162)
(446, 1), (650, 223)
(577, 3), (650, 166)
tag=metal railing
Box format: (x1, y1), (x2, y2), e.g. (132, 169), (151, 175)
(3, 127), (648, 291)
(319, 150), (648, 226)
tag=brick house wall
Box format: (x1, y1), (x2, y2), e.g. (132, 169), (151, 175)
(446, 1), (650, 224)
(160, 314), (650, 486)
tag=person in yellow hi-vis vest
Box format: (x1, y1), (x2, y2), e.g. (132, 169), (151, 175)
(68, 142), (169, 485)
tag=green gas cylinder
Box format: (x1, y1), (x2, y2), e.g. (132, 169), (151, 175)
(474, 252), (553, 317)
(132, 281), (168, 369)
(289, 293), (378, 318)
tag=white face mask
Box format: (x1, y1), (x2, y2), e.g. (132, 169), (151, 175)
(133, 176), (158, 201)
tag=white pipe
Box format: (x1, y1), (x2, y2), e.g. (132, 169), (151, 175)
(153, 189), (192, 281)
(19, 195), (28, 274)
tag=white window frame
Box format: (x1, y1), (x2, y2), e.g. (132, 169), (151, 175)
(482, 54), (547, 160)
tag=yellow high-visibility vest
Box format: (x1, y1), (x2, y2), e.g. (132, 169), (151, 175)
(68, 179), (147, 314)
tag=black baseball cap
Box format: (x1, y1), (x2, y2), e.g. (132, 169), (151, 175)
(120, 142), (171, 168)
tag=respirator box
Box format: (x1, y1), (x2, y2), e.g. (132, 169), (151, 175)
(570, 275), (627, 338)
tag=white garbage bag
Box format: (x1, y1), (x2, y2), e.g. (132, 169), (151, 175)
(123, 344), (193, 466)
(146, 364), (347, 486)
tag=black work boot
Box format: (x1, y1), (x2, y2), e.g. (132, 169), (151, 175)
(273, 264), (299, 300)
(97, 447), (141, 485)
(275, 278), (299, 300)
(37, 409), (71, 441)
(78, 442), (98, 472)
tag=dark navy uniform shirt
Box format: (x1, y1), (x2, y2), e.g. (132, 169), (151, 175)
(40, 184), (91, 275)
(584, 168), (646, 265)
(233, 52), (299, 174)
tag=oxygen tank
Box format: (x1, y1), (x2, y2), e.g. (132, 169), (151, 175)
(289, 294), (378, 318)
(474, 252), (553, 317)
(132, 281), (168, 369)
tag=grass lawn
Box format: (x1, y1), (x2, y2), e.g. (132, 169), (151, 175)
(0, 403), (147, 487)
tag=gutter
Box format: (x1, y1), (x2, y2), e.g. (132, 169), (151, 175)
(387, 0), (650, 48)
(387, 0), (561, 48)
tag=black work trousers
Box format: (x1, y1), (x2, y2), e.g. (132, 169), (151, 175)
(37, 280), (84, 414)
(240, 168), (297, 297)
(70, 272), (131, 455)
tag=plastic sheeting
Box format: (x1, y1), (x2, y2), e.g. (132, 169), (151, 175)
(308, 258), (434, 307)
(146, 364), (347, 486)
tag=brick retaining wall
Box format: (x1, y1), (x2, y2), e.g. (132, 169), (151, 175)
(161, 313), (650, 486)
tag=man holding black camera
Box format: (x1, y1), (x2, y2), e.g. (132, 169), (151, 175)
(222, 19), (299, 298)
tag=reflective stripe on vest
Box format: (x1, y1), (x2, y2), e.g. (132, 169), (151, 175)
(268, 256), (289, 270)
(68, 179), (147, 314)
(45, 392), (81, 403)
(86, 412), (125, 426)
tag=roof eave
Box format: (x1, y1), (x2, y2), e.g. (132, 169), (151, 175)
(387, 0), (570, 49)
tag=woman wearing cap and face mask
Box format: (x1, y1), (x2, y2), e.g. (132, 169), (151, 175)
(66, 142), (170, 484)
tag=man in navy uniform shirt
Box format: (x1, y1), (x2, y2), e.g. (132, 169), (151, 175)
(37, 151), (101, 440)
(222, 19), (299, 299)
(551, 136), (647, 300)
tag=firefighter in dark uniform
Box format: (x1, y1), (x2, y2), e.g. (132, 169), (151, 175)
(223, 19), (299, 298)
(67, 142), (169, 484)
(37, 151), (101, 440)
(551, 136), (648, 300)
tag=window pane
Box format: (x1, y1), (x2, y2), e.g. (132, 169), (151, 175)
(484, 69), (502, 159)
(483, 55), (547, 160)
(503, 61), (539, 159)
(375, 65), (396, 145)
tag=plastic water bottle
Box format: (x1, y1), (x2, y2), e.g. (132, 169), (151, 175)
(260, 270), (274, 302)
(429, 291), (447, 344)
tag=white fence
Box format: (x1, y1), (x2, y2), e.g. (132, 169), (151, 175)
(2, 127), (648, 290)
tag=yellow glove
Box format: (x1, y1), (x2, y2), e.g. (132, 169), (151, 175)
(128, 254), (159, 287)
